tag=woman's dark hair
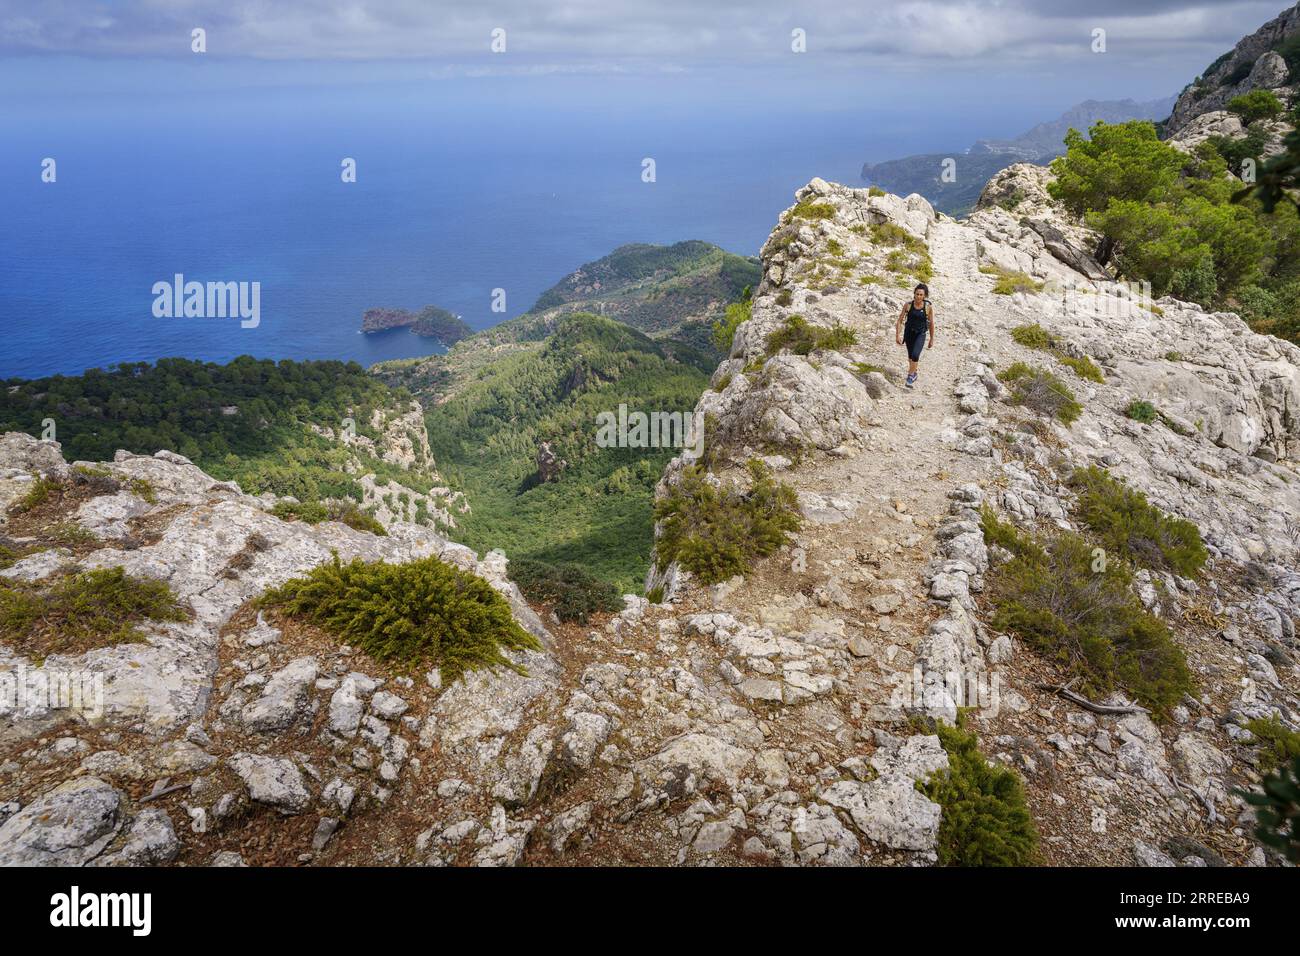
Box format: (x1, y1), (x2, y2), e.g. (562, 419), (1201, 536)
(914, 283), (929, 297)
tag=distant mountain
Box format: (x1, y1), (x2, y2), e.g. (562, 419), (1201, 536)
(861, 96), (1177, 217)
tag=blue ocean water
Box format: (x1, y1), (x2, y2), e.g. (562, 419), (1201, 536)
(0, 81), (990, 380)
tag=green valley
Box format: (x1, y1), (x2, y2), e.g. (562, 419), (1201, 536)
(375, 240), (755, 592)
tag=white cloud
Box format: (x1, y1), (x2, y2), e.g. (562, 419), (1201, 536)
(0, 0), (1285, 66)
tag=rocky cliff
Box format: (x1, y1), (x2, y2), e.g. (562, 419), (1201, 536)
(1, 173), (1298, 867)
(1167, 3), (1300, 135)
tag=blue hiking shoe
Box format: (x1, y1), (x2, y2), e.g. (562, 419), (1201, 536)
(905, 372), (917, 388)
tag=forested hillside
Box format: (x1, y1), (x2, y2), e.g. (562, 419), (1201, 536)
(527, 240), (760, 336)
(0, 357), (427, 505)
(423, 313), (709, 590)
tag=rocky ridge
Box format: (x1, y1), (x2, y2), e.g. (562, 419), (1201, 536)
(1167, 3), (1300, 135)
(1, 173), (1298, 867)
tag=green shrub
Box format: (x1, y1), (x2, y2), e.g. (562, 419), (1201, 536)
(1125, 399), (1157, 423)
(979, 505), (1031, 554)
(12, 476), (61, 514)
(872, 224), (933, 281)
(509, 558), (622, 624)
(0, 542), (25, 571)
(997, 363), (1082, 425)
(1067, 466), (1207, 577)
(332, 503), (387, 536)
(789, 201), (836, 221)
(1010, 323), (1054, 349)
(1010, 324), (1104, 382)
(1245, 717), (1300, 773)
(271, 500), (330, 524)
(46, 522), (99, 547)
(128, 478), (158, 504)
(712, 286), (753, 353)
(0, 567), (189, 657)
(654, 460), (801, 584)
(871, 223), (915, 247)
(867, 186), (886, 197)
(981, 509), (1194, 717)
(981, 265), (1044, 295)
(775, 288), (793, 306)
(764, 315), (857, 357)
(1238, 756), (1300, 863)
(1058, 354), (1104, 383)
(920, 715), (1039, 866)
(271, 499), (386, 536)
(1048, 119), (1292, 313)
(1226, 89), (1284, 124)
(1209, 128), (1270, 175)
(260, 554), (541, 679)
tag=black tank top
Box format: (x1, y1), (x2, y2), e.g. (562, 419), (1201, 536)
(905, 301), (929, 331)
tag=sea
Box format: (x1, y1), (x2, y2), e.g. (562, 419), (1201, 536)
(0, 75), (1009, 380)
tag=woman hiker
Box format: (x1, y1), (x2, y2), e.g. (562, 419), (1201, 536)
(896, 282), (934, 388)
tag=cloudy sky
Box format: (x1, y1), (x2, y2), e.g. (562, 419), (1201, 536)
(0, 0), (1285, 64)
(0, 1), (1292, 144)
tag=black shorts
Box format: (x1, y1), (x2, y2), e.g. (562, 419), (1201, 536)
(904, 324), (927, 361)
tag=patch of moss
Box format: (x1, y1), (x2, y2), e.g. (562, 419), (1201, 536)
(0, 566), (189, 658)
(654, 459), (801, 585)
(981, 508), (1193, 718)
(919, 714), (1039, 866)
(1067, 466), (1207, 577)
(775, 289), (793, 306)
(509, 558), (623, 624)
(260, 554), (541, 680)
